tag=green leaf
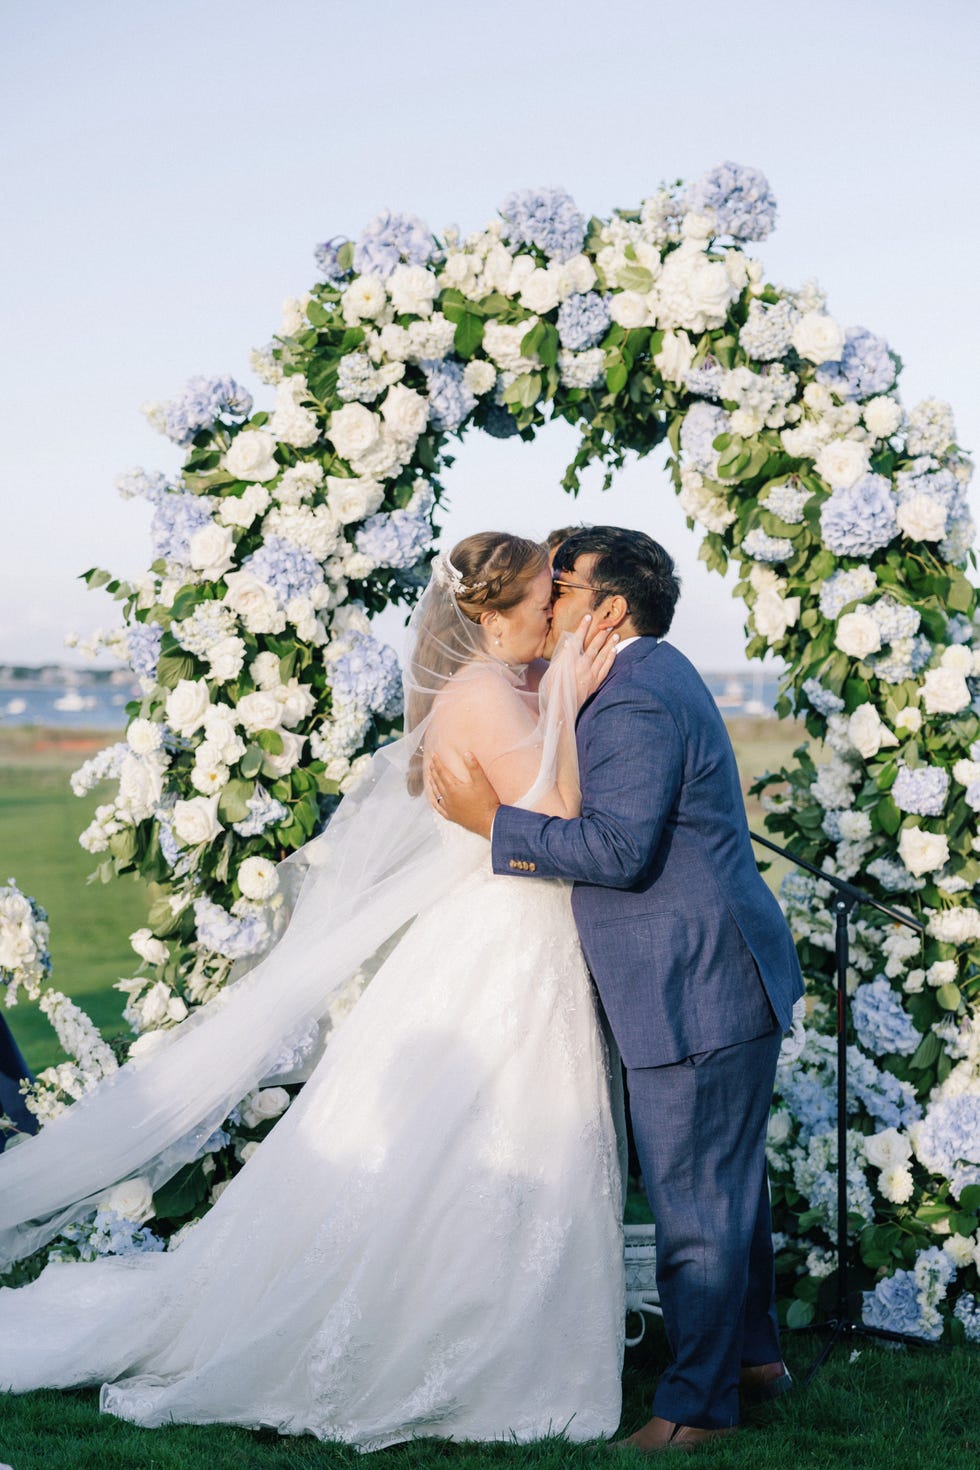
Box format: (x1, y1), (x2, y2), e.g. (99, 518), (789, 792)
(605, 358), (628, 395)
(305, 299), (330, 328)
(240, 744), (264, 779)
(153, 1160), (211, 1220)
(217, 779), (255, 824)
(936, 982), (962, 1011)
(156, 650), (198, 689)
(256, 728), (284, 755)
(957, 1185), (980, 1211)
(875, 796), (901, 836)
(786, 1298), (815, 1329)
(616, 264), (654, 293)
(909, 1030), (942, 1070)
(503, 372), (542, 409)
(454, 312), (485, 358)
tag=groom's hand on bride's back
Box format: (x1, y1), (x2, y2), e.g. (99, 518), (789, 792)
(427, 752), (500, 839)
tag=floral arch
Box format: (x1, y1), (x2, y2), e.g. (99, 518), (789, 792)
(5, 164), (980, 1340)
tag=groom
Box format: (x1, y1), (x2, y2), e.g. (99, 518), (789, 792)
(429, 526), (804, 1451)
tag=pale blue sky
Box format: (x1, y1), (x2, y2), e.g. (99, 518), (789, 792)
(1, 0), (978, 669)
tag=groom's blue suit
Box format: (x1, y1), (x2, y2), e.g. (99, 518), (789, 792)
(491, 637), (804, 1429)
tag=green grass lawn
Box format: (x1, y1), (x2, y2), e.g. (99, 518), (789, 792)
(1, 723), (978, 1469)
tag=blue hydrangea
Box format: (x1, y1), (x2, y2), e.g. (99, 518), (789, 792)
(115, 468), (170, 503)
(777, 1072), (837, 1141)
(946, 614), (974, 645)
(683, 358), (725, 398)
(849, 1046), (921, 1129)
(894, 460), (963, 514)
(954, 1294), (980, 1343)
(126, 622), (163, 681)
(58, 1209), (165, 1261)
(871, 595), (921, 642)
(353, 211), (437, 276)
(802, 678), (846, 716)
(869, 635), (932, 684)
(892, 763), (950, 817)
(157, 376), (253, 447)
(355, 509), (430, 570)
(420, 359), (477, 432)
(329, 633), (403, 720)
(241, 536), (324, 605)
(314, 236), (352, 285)
(820, 474), (899, 557)
(867, 854), (925, 894)
(556, 292), (611, 350)
(150, 491), (215, 563)
(817, 327), (896, 401)
(863, 1269), (942, 1341)
(498, 187), (587, 261)
(685, 161), (778, 242)
(852, 977), (921, 1057)
(742, 529), (794, 563)
(232, 786), (289, 837)
(193, 896), (269, 961)
(915, 1094), (980, 1197)
(680, 401), (731, 478)
(818, 567), (877, 619)
(482, 403), (519, 438)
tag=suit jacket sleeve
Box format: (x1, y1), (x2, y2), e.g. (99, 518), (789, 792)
(491, 681), (684, 888)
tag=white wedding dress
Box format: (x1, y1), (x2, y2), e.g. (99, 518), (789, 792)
(0, 568), (625, 1449)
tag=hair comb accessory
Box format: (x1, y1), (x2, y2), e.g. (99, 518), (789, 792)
(432, 552), (486, 596)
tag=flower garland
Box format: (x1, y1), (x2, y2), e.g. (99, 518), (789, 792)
(7, 163), (980, 1335)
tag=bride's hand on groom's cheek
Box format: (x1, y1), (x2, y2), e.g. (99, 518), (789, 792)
(427, 753), (500, 839)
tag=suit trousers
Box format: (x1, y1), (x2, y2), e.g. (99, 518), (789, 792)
(625, 1025), (783, 1429)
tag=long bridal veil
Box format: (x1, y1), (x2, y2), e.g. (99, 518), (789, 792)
(0, 554), (582, 1269)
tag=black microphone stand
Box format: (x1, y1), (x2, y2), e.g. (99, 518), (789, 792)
(750, 829), (930, 1383)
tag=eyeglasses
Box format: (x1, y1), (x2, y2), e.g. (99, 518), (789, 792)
(552, 578), (630, 614)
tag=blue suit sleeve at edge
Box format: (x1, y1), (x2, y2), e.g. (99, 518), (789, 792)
(490, 688), (684, 888)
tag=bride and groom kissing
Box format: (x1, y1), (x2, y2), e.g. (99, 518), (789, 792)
(0, 524), (803, 1454)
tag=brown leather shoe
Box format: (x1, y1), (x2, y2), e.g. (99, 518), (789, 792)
(739, 1360), (794, 1400)
(614, 1415), (736, 1453)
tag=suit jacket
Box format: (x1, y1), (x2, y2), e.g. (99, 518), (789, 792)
(491, 638), (804, 1068)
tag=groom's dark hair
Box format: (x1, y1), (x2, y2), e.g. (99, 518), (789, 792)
(553, 526), (681, 637)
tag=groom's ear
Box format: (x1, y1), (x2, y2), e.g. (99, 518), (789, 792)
(595, 593), (630, 631)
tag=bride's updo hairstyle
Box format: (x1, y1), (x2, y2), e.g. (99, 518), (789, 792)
(405, 532), (548, 794)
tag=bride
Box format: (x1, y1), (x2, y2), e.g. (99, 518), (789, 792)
(0, 532), (628, 1449)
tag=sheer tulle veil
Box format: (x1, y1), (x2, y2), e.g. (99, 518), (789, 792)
(0, 548), (581, 1268)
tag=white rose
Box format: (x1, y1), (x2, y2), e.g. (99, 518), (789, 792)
(236, 690), (284, 734)
(894, 707), (923, 734)
(835, 611), (882, 660)
(207, 636), (246, 684)
(753, 589), (800, 643)
(280, 294), (310, 334)
(927, 960), (958, 987)
(903, 969), (926, 993)
(217, 483), (270, 528)
(328, 402), (382, 461)
(377, 322), (411, 361)
(262, 730), (306, 778)
(848, 703), (898, 759)
(127, 718), (163, 756)
(654, 330), (695, 385)
(898, 825), (950, 876)
(202, 704), (246, 763)
(276, 678), (316, 728)
(790, 312), (845, 364)
(878, 1165), (915, 1204)
(954, 758), (980, 787)
(559, 253), (596, 295)
(505, 253), (536, 296)
(814, 439), (871, 492)
(341, 274), (387, 323)
(240, 1086), (290, 1128)
(482, 319), (541, 373)
(173, 794), (223, 846)
(941, 645), (973, 674)
(238, 1139), (261, 1164)
(269, 376), (319, 449)
(462, 359), (496, 396)
(117, 752), (165, 820)
(897, 494), (948, 543)
(922, 667), (971, 715)
(188, 524), (236, 579)
(129, 927), (169, 966)
(863, 1128), (912, 1170)
(387, 264), (438, 318)
(519, 266), (563, 316)
(237, 856), (280, 901)
(380, 383), (429, 440)
(223, 430), (279, 483)
(609, 290), (648, 328)
(250, 652), (283, 690)
(127, 1027), (175, 1065)
(767, 1109), (792, 1146)
(98, 1176), (155, 1224)
(222, 572), (285, 635)
(863, 396), (903, 439)
(165, 679), (211, 738)
(325, 475), (385, 525)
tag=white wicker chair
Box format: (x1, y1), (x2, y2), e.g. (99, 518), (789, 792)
(624, 1223), (661, 1345)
